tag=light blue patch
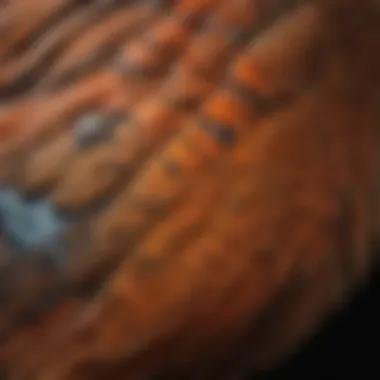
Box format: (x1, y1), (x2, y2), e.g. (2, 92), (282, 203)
(73, 111), (124, 148)
(0, 186), (71, 265)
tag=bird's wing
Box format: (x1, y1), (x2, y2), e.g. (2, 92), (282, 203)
(0, 1), (379, 379)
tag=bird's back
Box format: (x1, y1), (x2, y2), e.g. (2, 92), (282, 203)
(0, 1), (380, 379)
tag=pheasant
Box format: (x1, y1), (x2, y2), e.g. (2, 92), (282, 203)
(0, 0), (379, 379)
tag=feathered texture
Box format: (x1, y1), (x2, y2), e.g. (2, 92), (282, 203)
(0, 0), (379, 379)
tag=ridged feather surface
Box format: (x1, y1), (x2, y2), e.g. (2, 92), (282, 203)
(0, 0), (380, 379)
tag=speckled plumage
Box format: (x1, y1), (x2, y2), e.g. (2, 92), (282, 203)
(0, 0), (380, 379)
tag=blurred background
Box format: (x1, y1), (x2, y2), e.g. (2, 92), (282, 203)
(258, 268), (380, 379)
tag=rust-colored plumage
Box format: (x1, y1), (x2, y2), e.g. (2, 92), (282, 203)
(0, 0), (380, 379)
